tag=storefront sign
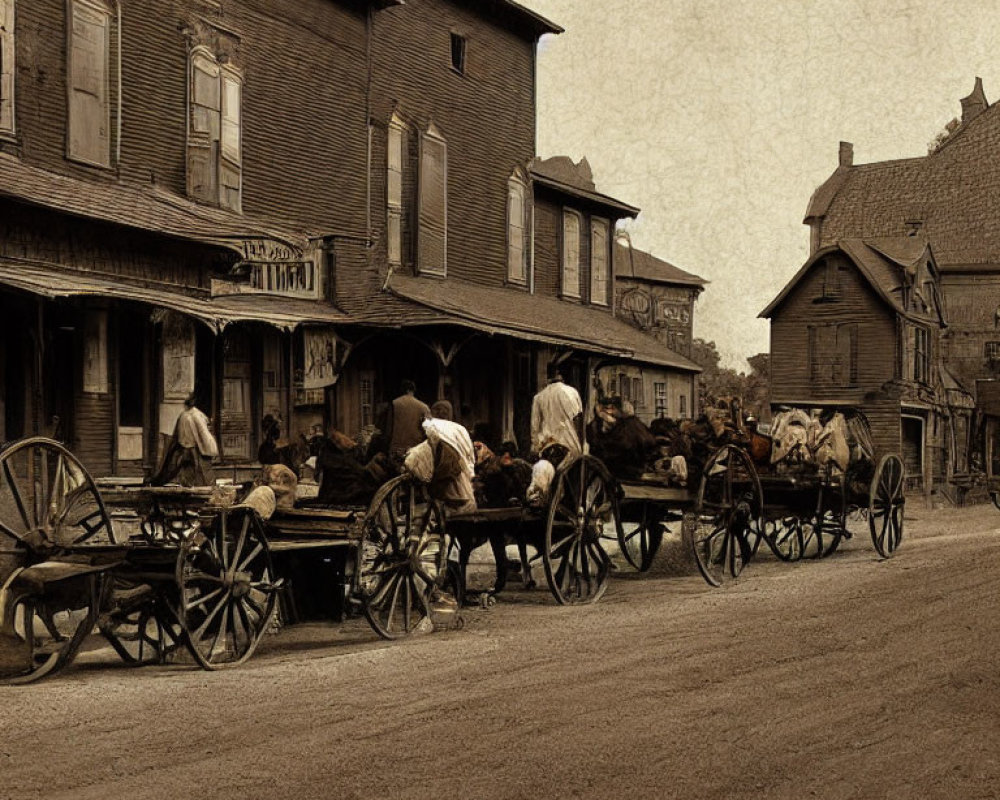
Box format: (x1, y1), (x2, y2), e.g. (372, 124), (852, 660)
(249, 261), (316, 296)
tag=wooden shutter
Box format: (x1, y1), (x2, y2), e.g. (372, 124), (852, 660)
(507, 180), (525, 283)
(590, 218), (609, 305)
(68, 2), (111, 167)
(219, 72), (242, 211)
(562, 212), (581, 297)
(418, 128), (447, 275)
(0, 0), (13, 134)
(188, 52), (220, 203)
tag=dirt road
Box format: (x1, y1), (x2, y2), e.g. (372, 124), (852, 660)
(4, 503), (1000, 800)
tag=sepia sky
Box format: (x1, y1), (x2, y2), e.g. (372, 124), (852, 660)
(526, 0), (1000, 370)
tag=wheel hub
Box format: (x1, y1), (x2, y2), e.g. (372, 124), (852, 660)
(228, 571), (253, 598)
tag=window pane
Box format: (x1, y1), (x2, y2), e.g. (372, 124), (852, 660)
(388, 124), (403, 207)
(221, 74), (241, 163)
(387, 209), (401, 265)
(591, 219), (609, 305)
(68, 2), (110, 166)
(508, 181), (525, 283)
(563, 212), (580, 297)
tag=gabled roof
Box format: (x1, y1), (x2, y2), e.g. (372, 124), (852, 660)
(759, 237), (939, 321)
(385, 273), (701, 370)
(613, 243), (706, 288)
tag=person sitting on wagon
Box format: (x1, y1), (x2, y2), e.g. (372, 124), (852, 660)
(405, 401), (477, 513)
(311, 429), (388, 507)
(530, 362), (584, 463)
(587, 396), (658, 481)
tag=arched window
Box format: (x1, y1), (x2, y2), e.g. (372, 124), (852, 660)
(507, 168), (531, 286)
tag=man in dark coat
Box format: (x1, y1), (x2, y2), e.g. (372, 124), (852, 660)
(384, 379), (431, 462)
(588, 397), (658, 480)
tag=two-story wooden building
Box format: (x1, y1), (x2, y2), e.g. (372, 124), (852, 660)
(0, 0), (695, 477)
(760, 237), (973, 495)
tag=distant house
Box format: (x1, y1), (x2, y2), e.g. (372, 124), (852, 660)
(605, 241), (705, 423)
(761, 237), (974, 496)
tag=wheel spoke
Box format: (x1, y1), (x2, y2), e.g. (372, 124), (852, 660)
(193, 593), (230, 640)
(229, 514), (251, 580)
(2, 460), (32, 532)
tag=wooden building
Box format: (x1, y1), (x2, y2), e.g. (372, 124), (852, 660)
(605, 239), (705, 424)
(0, 0), (696, 476)
(761, 237), (974, 496)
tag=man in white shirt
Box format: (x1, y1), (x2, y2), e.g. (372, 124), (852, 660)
(530, 362), (584, 459)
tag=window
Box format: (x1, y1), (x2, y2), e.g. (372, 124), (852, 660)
(450, 33), (466, 74)
(914, 326), (929, 384)
(360, 372), (374, 430)
(562, 211), (581, 298)
(632, 376), (643, 408)
(986, 342), (1000, 362)
(187, 47), (242, 211)
(816, 259), (846, 302)
(418, 123), (447, 276)
(590, 218), (610, 305)
(67, 0), (114, 167)
(679, 394), (687, 417)
(507, 170), (531, 285)
(808, 322), (858, 385)
(654, 382), (667, 418)
(387, 116), (405, 266)
(0, 0), (14, 136)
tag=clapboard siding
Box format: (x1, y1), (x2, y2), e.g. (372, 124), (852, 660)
(769, 254), (897, 403)
(73, 392), (114, 478)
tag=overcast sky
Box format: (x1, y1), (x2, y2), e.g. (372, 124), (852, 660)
(526, 0), (999, 370)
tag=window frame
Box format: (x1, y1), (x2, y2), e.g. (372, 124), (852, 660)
(186, 44), (243, 212)
(0, 0), (15, 138)
(653, 381), (667, 419)
(561, 209), (582, 300)
(506, 169), (531, 287)
(450, 32), (467, 75)
(387, 114), (406, 267)
(590, 216), (610, 306)
(913, 325), (930, 384)
(66, 0), (115, 169)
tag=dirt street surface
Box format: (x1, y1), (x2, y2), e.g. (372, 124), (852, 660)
(3, 503), (1000, 800)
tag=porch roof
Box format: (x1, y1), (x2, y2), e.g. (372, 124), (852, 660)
(0, 152), (312, 255)
(385, 273), (701, 371)
(0, 261), (348, 330)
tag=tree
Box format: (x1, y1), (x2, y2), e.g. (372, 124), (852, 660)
(690, 340), (770, 419)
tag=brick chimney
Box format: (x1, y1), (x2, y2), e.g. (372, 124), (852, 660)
(839, 141), (853, 168)
(960, 77), (988, 124)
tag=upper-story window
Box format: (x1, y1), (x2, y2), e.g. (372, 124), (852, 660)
(450, 33), (467, 74)
(561, 210), (582, 299)
(418, 123), (447, 276)
(387, 114), (406, 267)
(187, 46), (242, 212)
(507, 169), (531, 286)
(67, 0), (117, 168)
(590, 217), (610, 305)
(0, 0), (14, 137)
(913, 325), (930, 384)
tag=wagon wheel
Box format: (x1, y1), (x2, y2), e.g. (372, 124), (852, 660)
(0, 567), (101, 684)
(0, 437), (118, 558)
(175, 508), (279, 670)
(99, 581), (183, 666)
(869, 454), (905, 558)
(360, 476), (447, 639)
(691, 445), (763, 587)
(762, 517), (804, 562)
(617, 502), (663, 572)
(801, 477), (847, 559)
(543, 455), (619, 605)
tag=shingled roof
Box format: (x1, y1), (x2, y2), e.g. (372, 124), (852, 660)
(613, 243), (706, 288)
(807, 79), (1000, 269)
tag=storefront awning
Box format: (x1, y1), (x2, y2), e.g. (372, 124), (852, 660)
(0, 262), (347, 331)
(385, 274), (701, 371)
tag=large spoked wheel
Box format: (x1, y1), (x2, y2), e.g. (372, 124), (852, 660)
(691, 445), (763, 587)
(869, 454), (905, 558)
(617, 503), (663, 572)
(0, 437), (118, 556)
(543, 455), (619, 605)
(176, 508), (279, 670)
(360, 476), (447, 639)
(762, 517), (805, 562)
(99, 581), (183, 666)
(0, 567), (100, 684)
